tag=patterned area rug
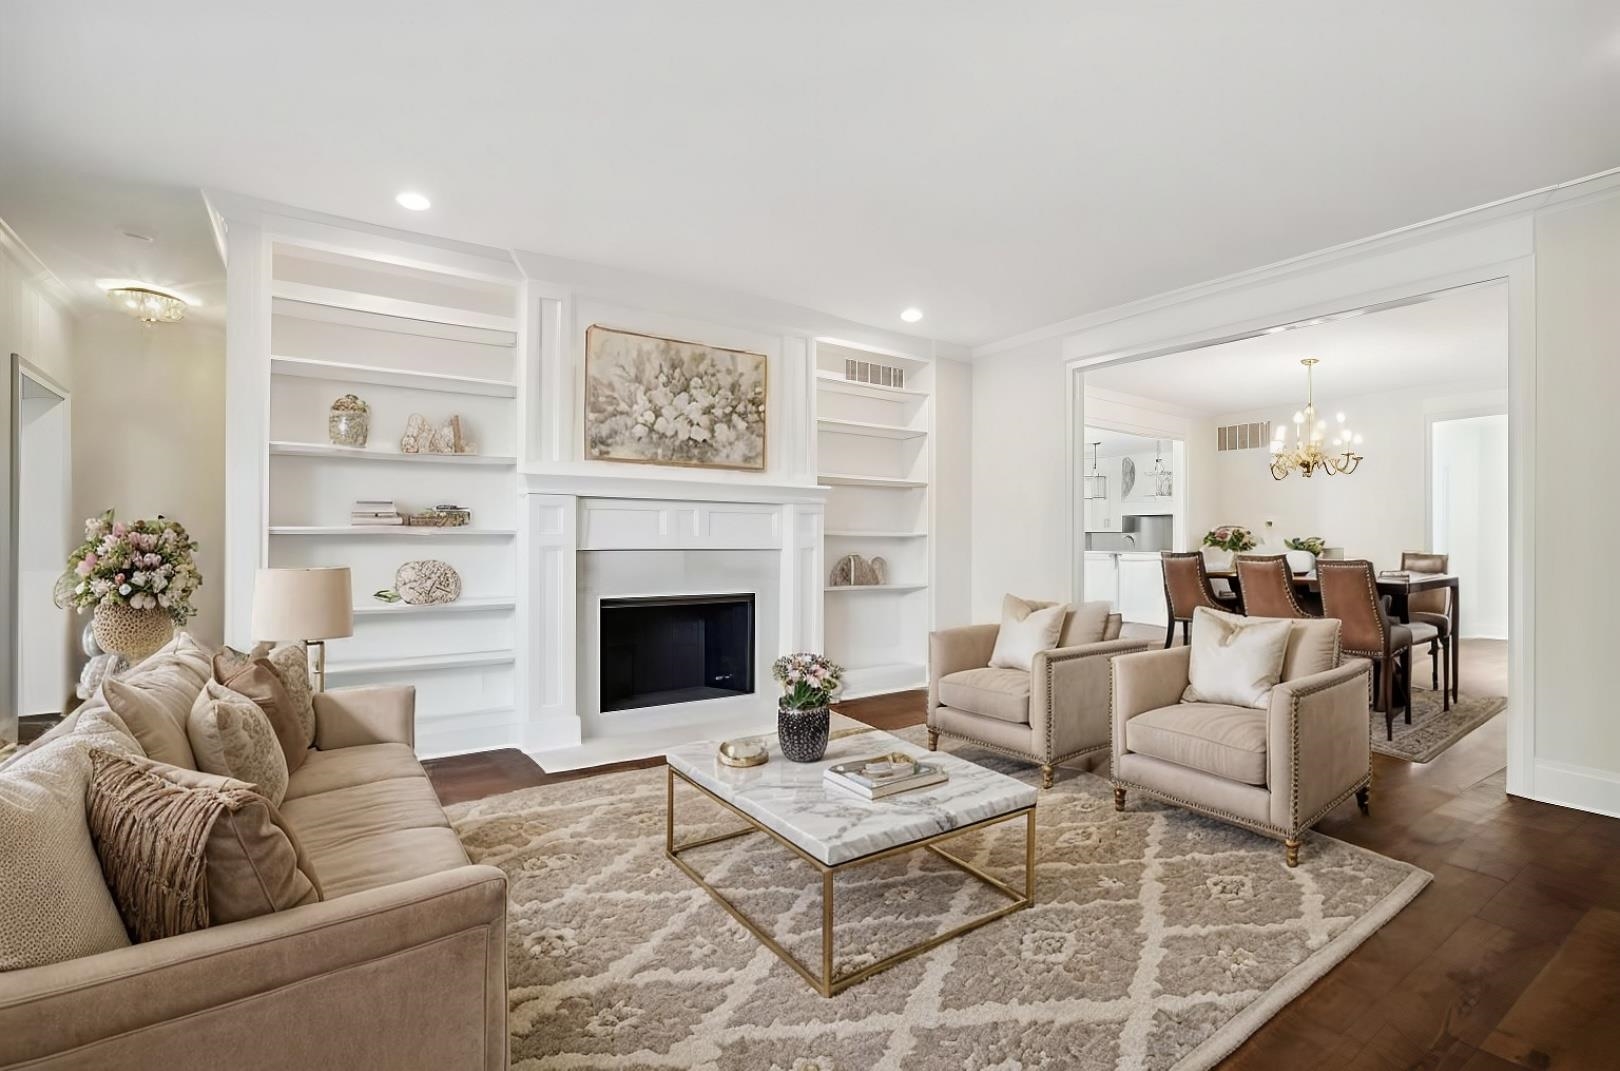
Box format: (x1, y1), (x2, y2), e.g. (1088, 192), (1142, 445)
(1371, 689), (1506, 763)
(448, 727), (1429, 1071)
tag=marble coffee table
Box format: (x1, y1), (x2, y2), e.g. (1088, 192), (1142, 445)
(665, 727), (1037, 996)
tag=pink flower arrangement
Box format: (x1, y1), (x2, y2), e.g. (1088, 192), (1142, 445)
(55, 510), (201, 624)
(772, 652), (844, 710)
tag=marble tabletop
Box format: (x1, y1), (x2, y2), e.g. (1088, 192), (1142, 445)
(666, 728), (1037, 866)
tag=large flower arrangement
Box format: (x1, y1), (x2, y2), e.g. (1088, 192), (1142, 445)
(55, 511), (201, 625)
(772, 653), (844, 710)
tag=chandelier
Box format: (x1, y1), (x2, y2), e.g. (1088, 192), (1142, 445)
(1083, 442), (1107, 500)
(106, 286), (187, 325)
(1269, 358), (1363, 479)
(1148, 440), (1173, 497)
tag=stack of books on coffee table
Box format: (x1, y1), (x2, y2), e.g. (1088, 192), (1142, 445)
(824, 755), (948, 800)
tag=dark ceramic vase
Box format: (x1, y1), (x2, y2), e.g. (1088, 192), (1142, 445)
(777, 704), (830, 763)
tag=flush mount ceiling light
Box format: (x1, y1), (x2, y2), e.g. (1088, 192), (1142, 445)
(101, 283), (189, 325)
(395, 191), (431, 211)
(899, 307), (923, 323)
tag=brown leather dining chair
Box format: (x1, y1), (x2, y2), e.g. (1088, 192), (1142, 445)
(1160, 551), (1239, 648)
(1401, 551), (1457, 702)
(1234, 554), (1314, 618)
(1318, 559), (1441, 737)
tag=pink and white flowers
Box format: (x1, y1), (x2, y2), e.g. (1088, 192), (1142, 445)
(55, 510), (200, 624)
(772, 652), (844, 711)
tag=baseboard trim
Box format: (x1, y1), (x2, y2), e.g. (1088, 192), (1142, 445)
(1532, 758), (1620, 819)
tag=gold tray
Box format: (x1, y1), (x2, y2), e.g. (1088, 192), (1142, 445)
(717, 739), (768, 767)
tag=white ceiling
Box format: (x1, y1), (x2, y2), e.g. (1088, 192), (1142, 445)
(1085, 283), (1509, 416)
(2, 3), (1619, 344)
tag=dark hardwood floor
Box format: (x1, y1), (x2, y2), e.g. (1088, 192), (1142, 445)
(424, 662), (1619, 1070)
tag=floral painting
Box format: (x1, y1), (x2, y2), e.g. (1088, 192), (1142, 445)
(584, 325), (767, 470)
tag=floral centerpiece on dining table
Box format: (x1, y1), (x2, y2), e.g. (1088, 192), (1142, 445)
(1200, 525), (1257, 570)
(55, 510), (201, 662)
(772, 652), (844, 762)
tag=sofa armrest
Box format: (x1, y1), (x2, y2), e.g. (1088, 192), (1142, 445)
(314, 684), (416, 750)
(1109, 646), (1192, 767)
(1032, 638), (1155, 758)
(0, 865), (507, 1071)
(927, 624), (999, 712)
(1267, 658), (1373, 833)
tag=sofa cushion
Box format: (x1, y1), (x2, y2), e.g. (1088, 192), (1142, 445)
(0, 738), (132, 969)
(188, 681), (290, 806)
(938, 667), (1031, 724)
(280, 776), (450, 856)
(283, 743), (426, 801)
(101, 632), (213, 768)
(1126, 702), (1268, 785)
(303, 827), (471, 900)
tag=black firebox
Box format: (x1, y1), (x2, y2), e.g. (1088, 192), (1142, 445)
(599, 593), (755, 712)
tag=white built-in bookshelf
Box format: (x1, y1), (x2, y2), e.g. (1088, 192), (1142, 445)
(265, 246), (521, 756)
(814, 341), (934, 699)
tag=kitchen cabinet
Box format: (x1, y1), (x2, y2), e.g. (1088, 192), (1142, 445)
(1083, 553), (1120, 608)
(1117, 553), (1168, 627)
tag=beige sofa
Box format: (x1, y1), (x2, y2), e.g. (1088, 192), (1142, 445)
(928, 601), (1152, 787)
(0, 670), (507, 1070)
(1109, 616), (1373, 866)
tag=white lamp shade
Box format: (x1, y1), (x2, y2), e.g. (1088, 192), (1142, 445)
(251, 567), (354, 643)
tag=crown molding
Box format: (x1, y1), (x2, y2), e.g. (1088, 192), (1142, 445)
(974, 165), (1620, 360)
(0, 216), (76, 312)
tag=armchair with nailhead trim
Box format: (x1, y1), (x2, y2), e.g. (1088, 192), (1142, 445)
(1109, 614), (1373, 866)
(927, 600), (1153, 788)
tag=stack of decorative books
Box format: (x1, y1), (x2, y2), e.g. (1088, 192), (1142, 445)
(351, 499), (402, 526)
(824, 754), (948, 800)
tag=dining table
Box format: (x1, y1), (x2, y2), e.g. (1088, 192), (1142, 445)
(1206, 567), (1461, 700)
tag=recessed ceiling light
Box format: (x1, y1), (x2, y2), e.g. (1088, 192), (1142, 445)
(395, 191), (431, 211)
(900, 307), (923, 323)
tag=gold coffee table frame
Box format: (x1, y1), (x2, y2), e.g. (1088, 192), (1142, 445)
(665, 765), (1036, 997)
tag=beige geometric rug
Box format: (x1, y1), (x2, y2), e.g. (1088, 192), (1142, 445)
(1371, 689), (1506, 764)
(448, 727), (1429, 1070)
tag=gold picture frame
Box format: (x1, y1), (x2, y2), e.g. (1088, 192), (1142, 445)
(583, 324), (768, 471)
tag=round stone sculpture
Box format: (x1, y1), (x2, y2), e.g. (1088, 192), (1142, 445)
(394, 559), (462, 605)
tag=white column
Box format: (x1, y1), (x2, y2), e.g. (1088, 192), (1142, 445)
(222, 221), (272, 648)
(523, 493), (580, 751)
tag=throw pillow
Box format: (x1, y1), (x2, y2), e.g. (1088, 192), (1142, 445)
(188, 680), (290, 806)
(0, 738), (132, 969)
(100, 632), (213, 769)
(86, 751), (320, 939)
(214, 653), (309, 774)
(988, 594), (1071, 671)
(223, 643), (316, 749)
(1182, 606), (1294, 709)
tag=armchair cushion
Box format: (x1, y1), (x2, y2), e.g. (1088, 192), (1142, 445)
(1182, 607), (1291, 708)
(1125, 702), (1268, 785)
(937, 668), (1031, 725)
(988, 595), (1069, 671)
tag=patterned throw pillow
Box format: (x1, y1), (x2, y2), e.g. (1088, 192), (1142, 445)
(85, 751), (321, 942)
(220, 642), (316, 749)
(187, 680), (290, 806)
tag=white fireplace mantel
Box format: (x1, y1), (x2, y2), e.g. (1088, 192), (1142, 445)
(519, 470), (827, 761)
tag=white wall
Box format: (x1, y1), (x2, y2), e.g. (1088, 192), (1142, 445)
(72, 313), (226, 647)
(1533, 193), (1620, 789)
(970, 336), (1069, 620)
(1205, 383), (1504, 576)
(1432, 413), (1508, 639)
(0, 223), (76, 740)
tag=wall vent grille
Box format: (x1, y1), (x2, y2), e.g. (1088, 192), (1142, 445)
(844, 358), (905, 389)
(1218, 421), (1272, 452)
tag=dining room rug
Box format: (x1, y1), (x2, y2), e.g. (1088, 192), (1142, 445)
(447, 726), (1430, 1071)
(1371, 689), (1506, 764)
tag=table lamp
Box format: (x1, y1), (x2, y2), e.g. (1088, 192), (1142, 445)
(251, 567), (354, 690)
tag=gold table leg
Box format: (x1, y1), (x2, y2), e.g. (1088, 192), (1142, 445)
(665, 766), (1036, 997)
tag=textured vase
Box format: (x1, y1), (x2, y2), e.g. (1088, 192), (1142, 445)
(777, 705), (830, 763)
(92, 603), (173, 664)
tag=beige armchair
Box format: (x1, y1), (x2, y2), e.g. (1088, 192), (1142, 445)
(1109, 617), (1372, 866)
(928, 602), (1153, 788)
